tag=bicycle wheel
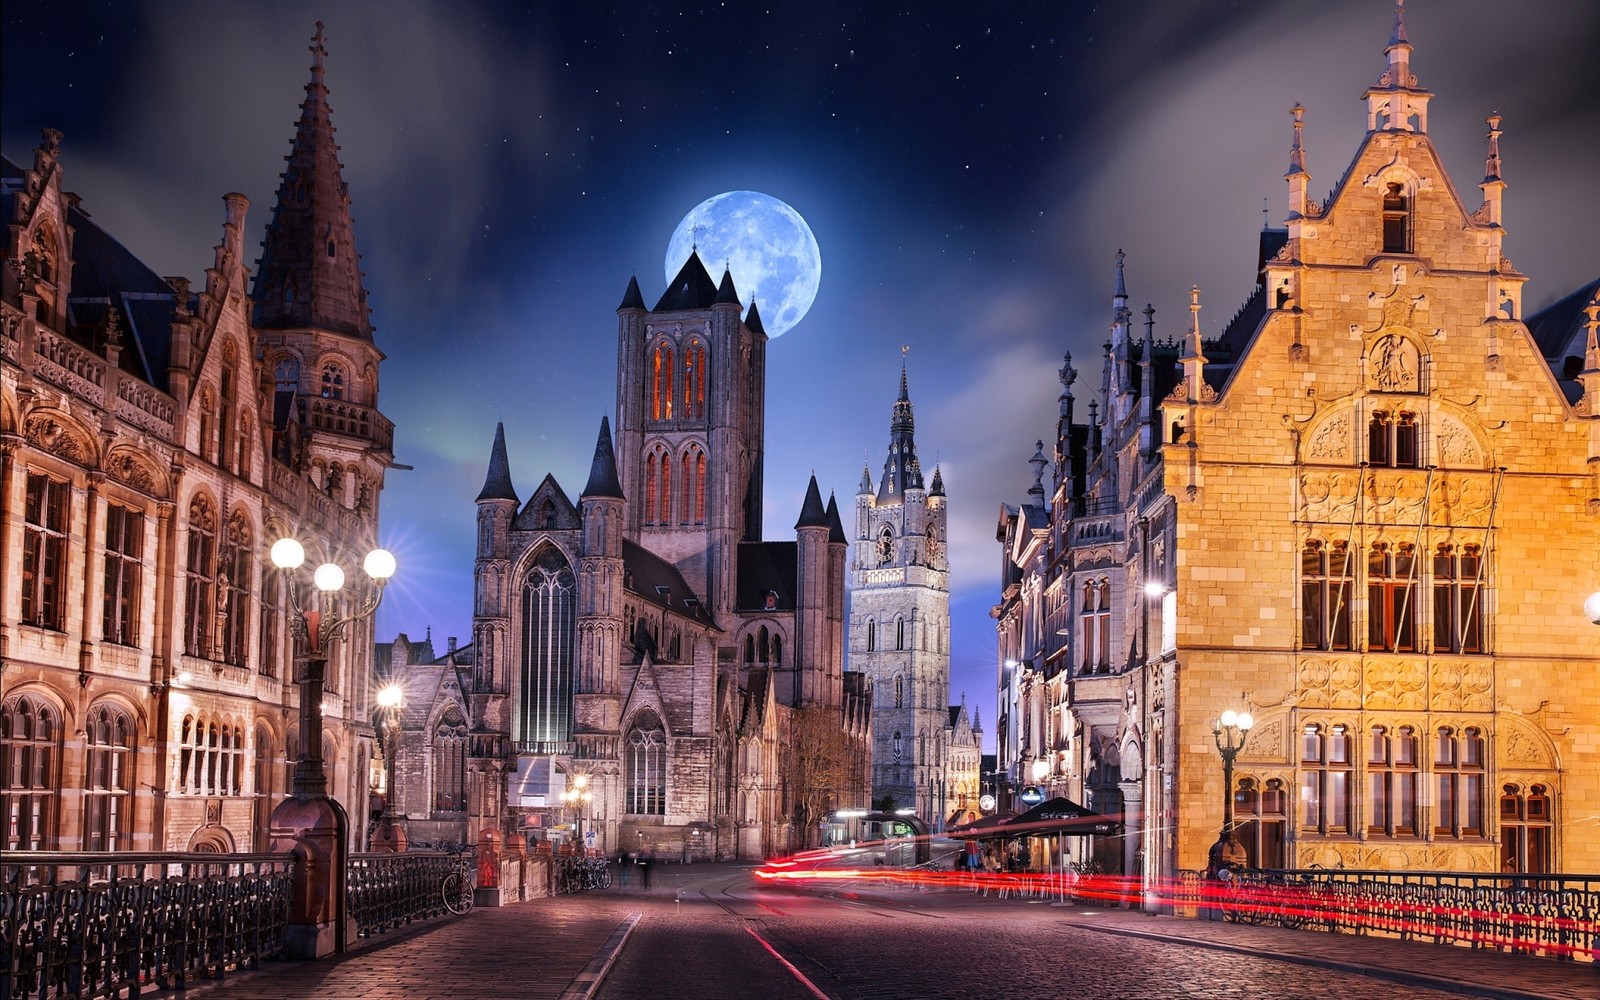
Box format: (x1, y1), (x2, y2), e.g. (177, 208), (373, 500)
(442, 872), (473, 915)
(597, 866), (613, 889)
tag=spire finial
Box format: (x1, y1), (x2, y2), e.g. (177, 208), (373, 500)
(1143, 303), (1155, 343)
(1059, 352), (1077, 390)
(1583, 293), (1600, 372)
(311, 21), (327, 80)
(1114, 249), (1127, 300)
(1389, 0), (1408, 48)
(1484, 113), (1503, 182)
(1288, 103), (1307, 174)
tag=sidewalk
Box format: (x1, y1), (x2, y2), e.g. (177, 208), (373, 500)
(182, 894), (642, 1000)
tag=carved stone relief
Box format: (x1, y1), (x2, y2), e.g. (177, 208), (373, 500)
(1307, 411), (1352, 463)
(1296, 657), (1360, 710)
(1433, 414), (1485, 469)
(1430, 659), (1493, 713)
(1365, 658), (1427, 711)
(1238, 717), (1286, 762)
(25, 414), (89, 464)
(1367, 331), (1421, 392)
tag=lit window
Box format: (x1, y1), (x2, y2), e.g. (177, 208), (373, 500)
(22, 474), (70, 630)
(1233, 777), (1287, 868)
(1299, 723), (1352, 835)
(2, 695), (61, 850)
(1366, 725), (1418, 838)
(625, 712), (666, 815)
(1500, 783), (1553, 874)
(1300, 540), (1353, 650)
(84, 703), (135, 851)
(1367, 542), (1415, 652)
(102, 503), (144, 646)
(184, 496), (217, 659)
(1432, 544), (1485, 654)
(1381, 183), (1411, 253)
(1369, 410), (1419, 468)
(1434, 727), (1485, 838)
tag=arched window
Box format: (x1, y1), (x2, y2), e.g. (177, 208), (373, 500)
(892, 731), (903, 764)
(894, 675), (904, 709)
(273, 356), (300, 394)
(644, 452), (658, 524)
(678, 446), (706, 524)
(1232, 777), (1287, 869)
(625, 712), (666, 815)
(1434, 727), (1485, 838)
(683, 339), (706, 418)
(772, 634), (782, 666)
(219, 346), (237, 472)
(1300, 540), (1353, 651)
(866, 620), (876, 652)
(253, 724), (273, 850)
(659, 450), (672, 525)
(22, 473), (70, 630)
(434, 711), (468, 814)
(3, 694), (62, 850)
(83, 703), (135, 851)
(1381, 182), (1411, 253)
(321, 362), (345, 399)
(895, 616), (905, 650)
(219, 511), (252, 666)
(102, 502), (144, 647)
(1367, 542), (1416, 652)
(744, 634), (755, 664)
(1369, 410), (1418, 468)
(1299, 723), (1352, 835)
(1501, 783), (1553, 874)
(644, 446), (672, 526)
(1433, 544), (1485, 654)
(651, 343), (674, 420)
(757, 626), (770, 664)
(185, 496), (217, 658)
(1367, 725), (1418, 838)
(520, 548), (577, 750)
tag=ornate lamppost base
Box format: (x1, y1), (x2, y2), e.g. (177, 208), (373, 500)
(269, 794), (351, 959)
(371, 816), (409, 853)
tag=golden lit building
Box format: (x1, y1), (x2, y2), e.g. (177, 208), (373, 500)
(996, 5), (1599, 888)
(1, 25), (390, 853)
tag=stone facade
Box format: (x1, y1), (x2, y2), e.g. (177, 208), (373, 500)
(392, 255), (871, 862)
(0, 26), (390, 854)
(996, 6), (1600, 888)
(849, 365), (953, 825)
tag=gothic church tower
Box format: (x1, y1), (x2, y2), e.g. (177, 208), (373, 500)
(851, 363), (950, 823)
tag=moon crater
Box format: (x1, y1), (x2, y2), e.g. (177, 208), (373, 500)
(666, 191), (821, 338)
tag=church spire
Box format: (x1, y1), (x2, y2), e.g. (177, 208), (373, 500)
(878, 352), (922, 501)
(582, 416), (624, 499)
(1286, 103), (1310, 219)
(252, 22), (373, 338)
(476, 422), (518, 503)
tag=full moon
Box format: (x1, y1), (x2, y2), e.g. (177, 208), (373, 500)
(665, 191), (821, 338)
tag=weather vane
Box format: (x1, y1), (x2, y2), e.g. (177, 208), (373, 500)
(690, 223), (706, 251)
(901, 344), (910, 358)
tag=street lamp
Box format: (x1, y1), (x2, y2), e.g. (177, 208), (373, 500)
(1585, 591), (1600, 626)
(269, 537), (396, 800)
(373, 682), (406, 852)
(1211, 697), (1254, 858)
(562, 773), (593, 854)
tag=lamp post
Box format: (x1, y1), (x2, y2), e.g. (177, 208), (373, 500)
(1585, 591), (1600, 626)
(562, 773), (592, 855)
(1211, 699), (1254, 864)
(373, 682), (406, 852)
(265, 536), (394, 958)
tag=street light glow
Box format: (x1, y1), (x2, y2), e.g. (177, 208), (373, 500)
(313, 563), (345, 592)
(270, 537), (306, 570)
(364, 548), (397, 580)
(377, 683), (404, 709)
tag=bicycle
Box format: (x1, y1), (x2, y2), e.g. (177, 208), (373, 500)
(556, 855), (613, 893)
(442, 849), (476, 915)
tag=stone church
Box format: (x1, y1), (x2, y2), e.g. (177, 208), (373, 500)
(996, 2), (1600, 891)
(398, 251), (872, 862)
(1, 25), (389, 853)
(849, 364), (953, 825)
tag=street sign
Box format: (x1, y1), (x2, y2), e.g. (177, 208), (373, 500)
(1019, 785), (1044, 806)
(979, 794), (996, 811)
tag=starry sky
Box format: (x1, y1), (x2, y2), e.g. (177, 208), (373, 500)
(6, 2), (1598, 750)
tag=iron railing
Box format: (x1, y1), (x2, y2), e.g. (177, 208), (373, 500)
(0, 851), (295, 999)
(1210, 868), (1599, 963)
(345, 851), (459, 939)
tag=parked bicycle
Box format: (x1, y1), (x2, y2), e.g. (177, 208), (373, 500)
(556, 855), (613, 894)
(442, 848), (476, 915)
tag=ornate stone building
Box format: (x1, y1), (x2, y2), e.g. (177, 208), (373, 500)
(1, 25), (390, 853)
(945, 701), (982, 827)
(414, 252), (870, 862)
(996, 6), (1600, 888)
(849, 364), (952, 825)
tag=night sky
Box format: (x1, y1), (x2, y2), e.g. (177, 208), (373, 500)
(6, 2), (1597, 748)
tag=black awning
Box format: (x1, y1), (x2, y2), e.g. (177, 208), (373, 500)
(1005, 797), (1119, 837)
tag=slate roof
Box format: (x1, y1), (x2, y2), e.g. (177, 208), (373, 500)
(736, 541), (797, 611)
(653, 250), (720, 312)
(476, 422), (519, 503)
(623, 540), (715, 625)
(581, 416), (624, 499)
(1529, 277), (1599, 364)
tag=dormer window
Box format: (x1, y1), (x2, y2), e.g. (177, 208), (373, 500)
(1381, 183), (1411, 253)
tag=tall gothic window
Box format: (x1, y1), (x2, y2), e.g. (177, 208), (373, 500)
(22, 473), (69, 630)
(1299, 723), (1352, 835)
(1367, 542), (1415, 652)
(1367, 725), (1418, 838)
(1300, 539), (1353, 650)
(519, 548), (576, 751)
(253, 725), (273, 851)
(679, 446), (706, 524)
(434, 711), (468, 813)
(102, 503), (144, 646)
(892, 731), (903, 764)
(1232, 777), (1287, 869)
(894, 675), (904, 708)
(866, 620), (876, 652)
(219, 512), (252, 666)
(625, 712), (666, 815)
(2, 695), (61, 850)
(83, 703), (135, 851)
(258, 572), (281, 679)
(895, 616), (905, 651)
(1432, 544), (1485, 654)
(1381, 182), (1411, 253)
(644, 452), (658, 524)
(1433, 727), (1485, 838)
(1080, 580), (1112, 673)
(219, 346), (237, 473)
(185, 496), (218, 659)
(651, 343), (674, 420)
(683, 338), (706, 418)
(1500, 784), (1553, 874)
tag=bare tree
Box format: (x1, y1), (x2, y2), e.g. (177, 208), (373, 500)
(784, 705), (855, 847)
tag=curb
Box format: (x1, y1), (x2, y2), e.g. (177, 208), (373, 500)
(1063, 919), (1567, 1000)
(558, 912), (643, 1000)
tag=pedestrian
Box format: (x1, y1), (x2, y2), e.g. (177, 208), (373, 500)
(1204, 826), (1248, 921)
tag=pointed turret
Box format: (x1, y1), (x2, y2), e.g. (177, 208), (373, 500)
(1364, 0), (1432, 134)
(825, 493), (847, 545)
(654, 250), (720, 311)
(251, 22), (373, 338)
(929, 465), (945, 498)
(1181, 285), (1207, 401)
(476, 422), (519, 503)
(795, 475), (829, 529)
(878, 358), (922, 501)
(1478, 113), (1507, 231)
(618, 275), (645, 311)
(714, 268), (741, 305)
(743, 299), (766, 336)
(1027, 440), (1047, 508)
(858, 462), (873, 495)
(1286, 103), (1310, 219)
(582, 416), (624, 499)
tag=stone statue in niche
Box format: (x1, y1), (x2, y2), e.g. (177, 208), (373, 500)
(1369, 331), (1419, 392)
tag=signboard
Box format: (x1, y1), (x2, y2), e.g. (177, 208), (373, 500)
(1019, 785), (1044, 806)
(979, 794), (996, 811)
